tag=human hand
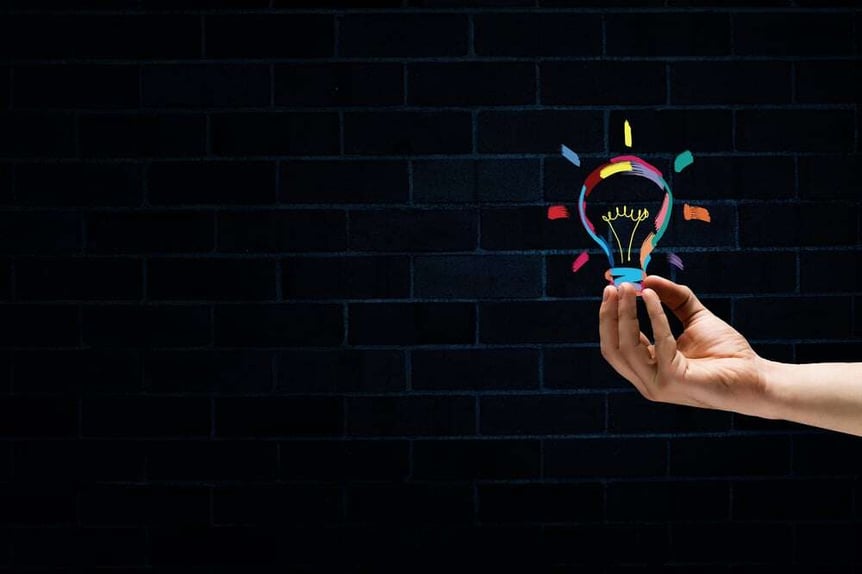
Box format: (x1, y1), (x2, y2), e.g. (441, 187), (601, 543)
(599, 275), (771, 417)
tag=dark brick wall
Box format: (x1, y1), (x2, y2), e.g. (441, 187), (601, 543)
(0, 1), (861, 571)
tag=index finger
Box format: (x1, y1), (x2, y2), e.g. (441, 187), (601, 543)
(642, 275), (707, 326)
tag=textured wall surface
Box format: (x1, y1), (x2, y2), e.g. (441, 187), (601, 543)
(1, 0), (861, 571)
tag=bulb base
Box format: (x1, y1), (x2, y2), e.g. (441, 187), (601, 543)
(609, 267), (644, 290)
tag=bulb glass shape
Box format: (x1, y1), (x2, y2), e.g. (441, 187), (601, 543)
(577, 155), (673, 290)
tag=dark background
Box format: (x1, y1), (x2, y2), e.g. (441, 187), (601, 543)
(0, 0), (861, 571)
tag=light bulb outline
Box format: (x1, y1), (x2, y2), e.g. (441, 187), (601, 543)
(577, 155), (673, 275)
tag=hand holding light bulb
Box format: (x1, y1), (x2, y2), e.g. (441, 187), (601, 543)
(599, 275), (862, 437)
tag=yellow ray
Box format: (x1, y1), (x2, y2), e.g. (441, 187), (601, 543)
(624, 120), (632, 148)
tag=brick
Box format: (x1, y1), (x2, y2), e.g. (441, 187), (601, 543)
(148, 161), (275, 206)
(210, 112), (339, 156)
(14, 440), (144, 482)
(542, 61), (666, 105)
(546, 253), (614, 297)
(0, 211), (80, 255)
(480, 394), (604, 435)
(796, 524), (862, 565)
(79, 114), (206, 158)
(608, 480), (727, 522)
(340, 14), (467, 57)
(607, 13), (730, 56)
(609, 110), (732, 153)
(145, 350), (273, 393)
(798, 154), (862, 200)
(409, 62), (535, 106)
(148, 258), (276, 301)
(280, 160), (408, 204)
(16, 162), (143, 206)
(0, 304), (79, 347)
(147, 441), (277, 481)
(414, 255), (543, 299)
(82, 305), (211, 348)
(278, 349), (405, 393)
(735, 13), (853, 56)
(1, 15), (201, 59)
(218, 210), (345, 253)
(279, 440), (409, 481)
(14, 64), (139, 109)
(16, 257), (142, 301)
(214, 304), (343, 347)
(608, 392), (732, 433)
(544, 524), (669, 566)
(545, 438), (666, 478)
(544, 347), (628, 390)
(740, 203), (856, 247)
(413, 159), (542, 204)
(0, 443), (10, 480)
(0, 112), (75, 158)
(349, 302), (474, 345)
(149, 526), (279, 566)
(216, 396), (342, 438)
(735, 296), (851, 339)
(671, 523), (791, 563)
(479, 111), (604, 154)
(347, 396), (475, 436)
(14, 349), (141, 394)
(673, 251), (796, 295)
(0, 68), (7, 110)
(413, 439), (540, 480)
(283, 256), (409, 299)
(348, 484), (474, 524)
(10, 527), (145, 568)
(475, 14), (601, 56)
(0, 397), (77, 437)
(481, 207), (591, 251)
(736, 110), (854, 152)
(80, 485), (210, 526)
(412, 349), (539, 391)
(0, 260), (12, 301)
(795, 342), (862, 363)
(275, 63), (403, 107)
(144, 0), (269, 6)
(214, 485), (341, 525)
(205, 15), (332, 58)
(478, 483), (603, 522)
(733, 479), (852, 520)
(349, 209), (476, 252)
(678, 155), (795, 200)
(793, 434), (862, 476)
(670, 436), (791, 476)
(480, 301), (596, 344)
(142, 64), (270, 108)
(344, 111), (471, 155)
(83, 397), (211, 438)
(86, 211), (213, 254)
(0, 484), (78, 525)
(671, 62), (791, 104)
(796, 60), (862, 103)
(800, 251), (862, 293)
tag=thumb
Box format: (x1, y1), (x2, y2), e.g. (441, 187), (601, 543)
(642, 275), (708, 326)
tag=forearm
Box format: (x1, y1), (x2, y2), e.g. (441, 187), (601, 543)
(759, 358), (862, 437)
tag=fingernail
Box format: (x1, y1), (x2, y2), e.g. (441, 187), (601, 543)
(603, 286), (610, 301)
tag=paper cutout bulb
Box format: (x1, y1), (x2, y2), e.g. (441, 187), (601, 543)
(577, 155), (673, 291)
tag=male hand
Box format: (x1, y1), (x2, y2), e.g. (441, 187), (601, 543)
(599, 275), (770, 417)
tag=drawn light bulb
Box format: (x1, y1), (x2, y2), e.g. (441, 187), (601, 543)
(577, 154), (672, 291)
(549, 121), (702, 291)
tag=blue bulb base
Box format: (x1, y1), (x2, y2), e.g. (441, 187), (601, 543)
(609, 267), (645, 290)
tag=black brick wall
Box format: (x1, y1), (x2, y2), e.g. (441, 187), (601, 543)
(1, 1), (861, 571)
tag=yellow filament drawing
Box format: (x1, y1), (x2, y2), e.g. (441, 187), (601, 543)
(602, 205), (649, 263)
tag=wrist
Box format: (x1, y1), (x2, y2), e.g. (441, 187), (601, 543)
(754, 356), (795, 421)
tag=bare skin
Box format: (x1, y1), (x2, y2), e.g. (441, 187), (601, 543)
(600, 275), (862, 437)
